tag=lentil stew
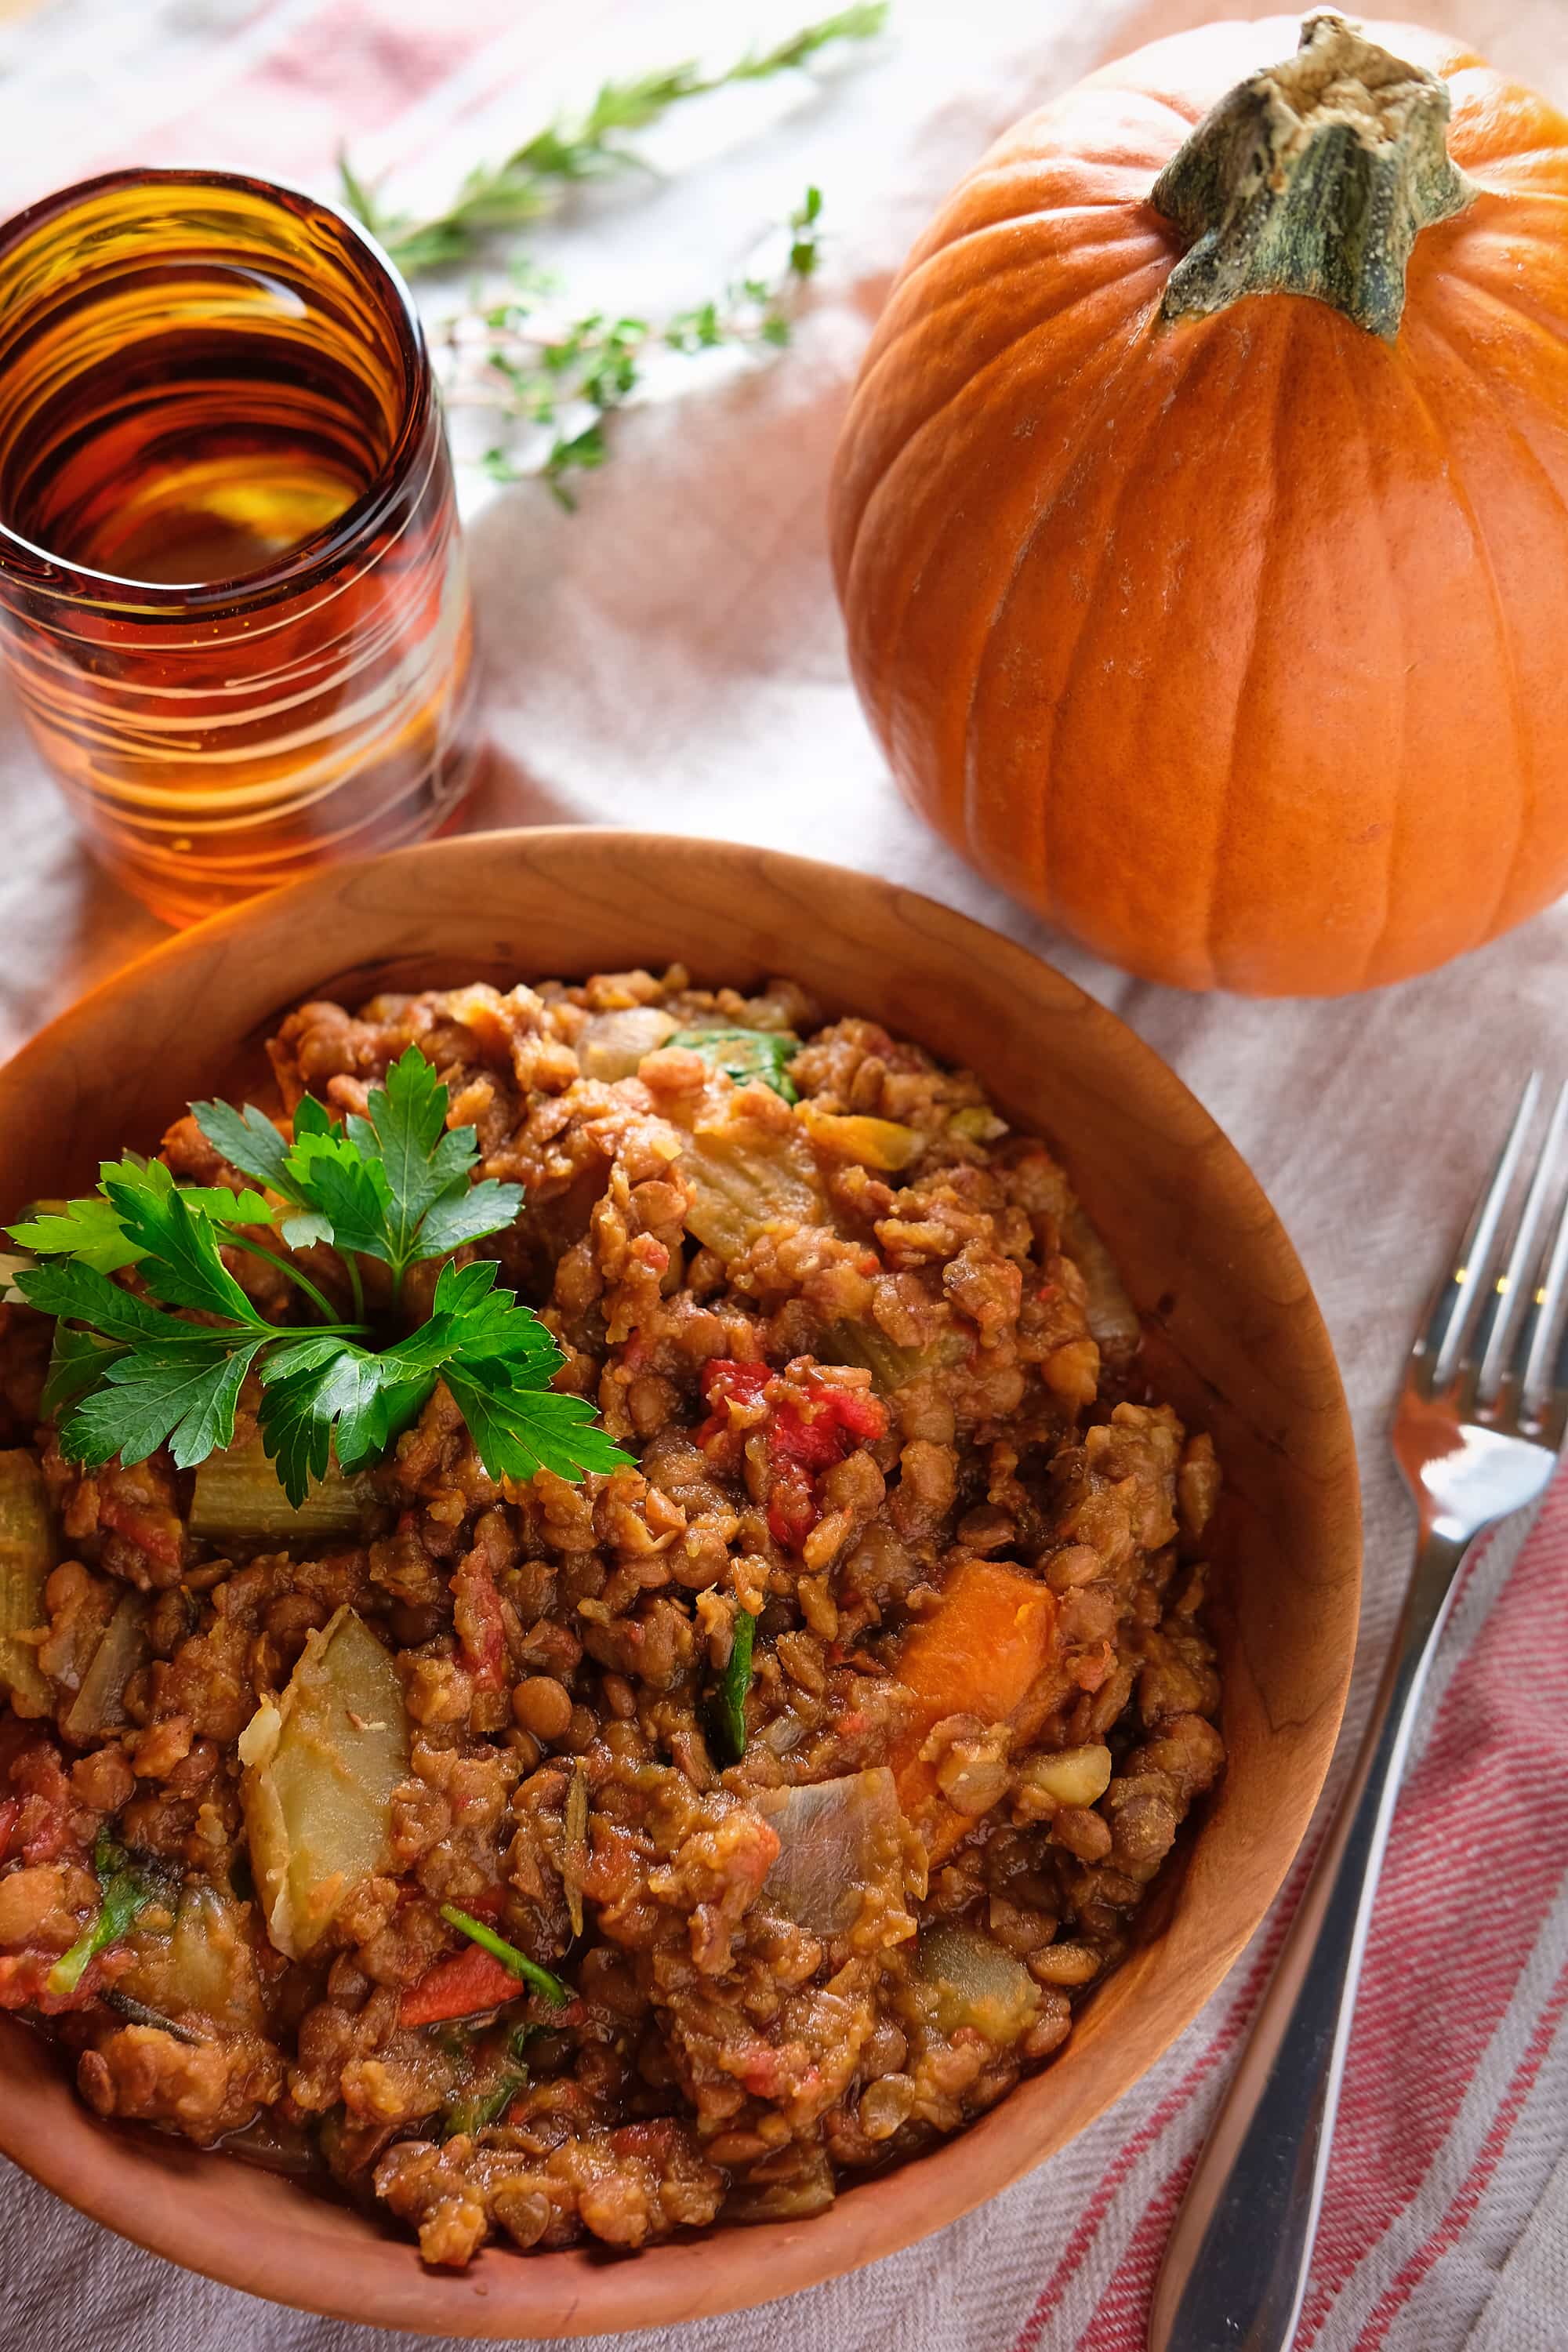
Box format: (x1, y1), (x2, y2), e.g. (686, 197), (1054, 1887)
(0, 966), (1225, 2266)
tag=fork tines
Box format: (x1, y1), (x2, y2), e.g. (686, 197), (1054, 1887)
(1418, 1073), (1568, 1428)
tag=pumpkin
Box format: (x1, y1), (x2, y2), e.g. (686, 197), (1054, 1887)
(830, 12), (1568, 994)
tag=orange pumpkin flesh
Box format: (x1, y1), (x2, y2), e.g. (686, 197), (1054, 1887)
(830, 13), (1568, 995)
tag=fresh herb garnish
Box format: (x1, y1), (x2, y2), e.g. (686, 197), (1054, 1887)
(441, 2064), (528, 2139)
(47, 1834), (151, 1999)
(194, 1049), (524, 1307)
(712, 1605), (757, 1765)
(10, 1161), (274, 1275)
(456, 186), (826, 507)
(7, 1048), (633, 1507)
(339, 9), (883, 274)
(439, 1904), (570, 2007)
(336, 11), (874, 504)
(668, 1027), (800, 1103)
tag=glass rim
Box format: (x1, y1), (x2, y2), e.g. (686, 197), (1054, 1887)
(0, 164), (432, 614)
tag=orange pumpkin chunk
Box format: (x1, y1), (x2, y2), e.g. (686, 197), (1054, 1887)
(891, 1561), (1058, 1865)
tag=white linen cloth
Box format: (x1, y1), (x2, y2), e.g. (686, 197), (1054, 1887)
(0, 3), (1566, 2348)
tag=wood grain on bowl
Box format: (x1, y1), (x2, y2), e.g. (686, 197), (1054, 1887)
(0, 831), (1360, 2336)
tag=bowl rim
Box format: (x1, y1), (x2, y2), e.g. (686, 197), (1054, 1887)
(0, 826), (1362, 2336)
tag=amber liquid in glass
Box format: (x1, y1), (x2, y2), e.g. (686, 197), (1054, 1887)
(18, 286), (376, 586)
(0, 172), (477, 924)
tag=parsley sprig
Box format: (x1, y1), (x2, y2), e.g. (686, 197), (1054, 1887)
(339, 8), (884, 275)
(7, 1049), (632, 1507)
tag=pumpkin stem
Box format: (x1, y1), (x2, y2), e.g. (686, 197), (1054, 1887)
(1150, 9), (1476, 339)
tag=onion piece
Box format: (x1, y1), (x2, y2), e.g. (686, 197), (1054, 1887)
(753, 1766), (905, 1936)
(917, 1922), (1040, 2045)
(60, 1592), (149, 1745)
(577, 1007), (677, 1080)
(677, 1116), (826, 1262)
(1059, 1203), (1141, 1352)
(239, 1606), (409, 1959)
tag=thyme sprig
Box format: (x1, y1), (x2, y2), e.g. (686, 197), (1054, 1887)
(447, 187), (824, 506)
(339, 6), (883, 274)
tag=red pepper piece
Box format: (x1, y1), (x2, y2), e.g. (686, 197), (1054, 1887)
(399, 1943), (522, 2028)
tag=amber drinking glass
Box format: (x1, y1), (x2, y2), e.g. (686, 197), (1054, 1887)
(0, 169), (477, 924)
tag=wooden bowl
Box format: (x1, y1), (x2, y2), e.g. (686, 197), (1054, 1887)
(0, 830), (1359, 2335)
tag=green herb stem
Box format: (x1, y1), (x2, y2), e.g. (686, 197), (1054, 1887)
(339, 7), (882, 275)
(713, 1605), (757, 1765)
(46, 1839), (151, 1999)
(221, 1233), (359, 1327)
(442, 2066), (528, 2139)
(439, 1904), (571, 2007)
(452, 185), (825, 506)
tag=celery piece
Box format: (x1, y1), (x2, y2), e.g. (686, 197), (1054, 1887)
(190, 1436), (375, 1544)
(916, 1922), (1041, 2045)
(817, 1318), (968, 1395)
(441, 2065), (528, 2139)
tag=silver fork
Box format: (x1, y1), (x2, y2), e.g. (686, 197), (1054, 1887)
(1149, 1073), (1568, 2352)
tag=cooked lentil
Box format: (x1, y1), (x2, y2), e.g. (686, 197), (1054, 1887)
(0, 967), (1224, 2264)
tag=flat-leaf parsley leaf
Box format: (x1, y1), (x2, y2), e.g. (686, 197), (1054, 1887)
(9, 1057), (632, 1505)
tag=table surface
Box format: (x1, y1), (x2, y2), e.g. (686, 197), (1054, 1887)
(1, 5), (1566, 2352)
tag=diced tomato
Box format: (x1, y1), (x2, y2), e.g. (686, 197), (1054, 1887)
(399, 1944), (522, 2028)
(98, 1490), (183, 1570)
(735, 2042), (788, 2100)
(0, 1798), (18, 1866)
(0, 1946), (129, 2015)
(770, 1377), (887, 1472)
(453, 1554), (507, 1691)
(766, 1464), (817, 1552)
(697, 1358), (771, 1445)
(699, 1360), (888, 1555)
(609, 2118), (679, 2160)
(9, 1738), (77, 1867)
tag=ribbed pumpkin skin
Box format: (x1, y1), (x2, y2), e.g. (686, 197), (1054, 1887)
(830, 17), (1568, 993)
